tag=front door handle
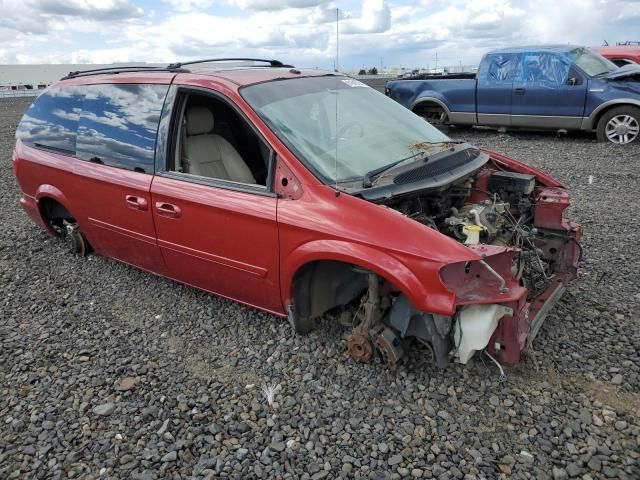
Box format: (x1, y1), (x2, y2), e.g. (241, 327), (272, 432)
(513, 87), (526, 95)
(125, 195), (148, 211)
(155, 202), (181, 218)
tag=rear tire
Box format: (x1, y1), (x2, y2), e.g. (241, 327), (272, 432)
(596, 106), (640, 144)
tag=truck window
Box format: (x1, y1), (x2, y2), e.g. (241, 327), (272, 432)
(479, 54), (518, 83)
(76, 84), (169, 174)
(519, 53), (571, 86)
(15, 86), (84, 155)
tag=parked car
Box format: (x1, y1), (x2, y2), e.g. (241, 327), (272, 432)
(13, 59), (582, 368)
(597, 45), (640, 67)
(386, 46), (640, 144)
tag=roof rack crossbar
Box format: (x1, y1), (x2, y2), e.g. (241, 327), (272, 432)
(167, 58), (292, 69)
(61, 66), (187, 80)
(60, 58), (294, 81)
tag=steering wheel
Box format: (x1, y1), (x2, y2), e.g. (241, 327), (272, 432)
(337, 121), (364, 139)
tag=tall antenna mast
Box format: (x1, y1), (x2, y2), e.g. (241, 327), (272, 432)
(335, 7), (339, 72)
(334, 7), (340, 196)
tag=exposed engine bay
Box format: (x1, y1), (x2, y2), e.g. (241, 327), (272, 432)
(384, 168), (554, 300)
(337, 158), (582, 369)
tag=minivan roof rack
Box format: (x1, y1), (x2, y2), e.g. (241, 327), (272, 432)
(167, 58), (293, 69)
(60, 58), (293, 81)
(61, 66), (187, 80)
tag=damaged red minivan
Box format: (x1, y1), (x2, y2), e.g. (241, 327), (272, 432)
(13, 59), (581, 368)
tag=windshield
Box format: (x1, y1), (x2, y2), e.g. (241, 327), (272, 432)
(241, 76), (451, 183)
(570, 48), (617, 76)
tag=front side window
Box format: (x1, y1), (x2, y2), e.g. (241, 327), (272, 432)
(16, 86), (83, 154)
(518, 52), (572, 86)
(241, 76), (450, 183)
(168, 91), (272, 187)
(76, 84), (168, 173)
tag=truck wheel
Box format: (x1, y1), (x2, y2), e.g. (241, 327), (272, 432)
(597, 106), (640, 144)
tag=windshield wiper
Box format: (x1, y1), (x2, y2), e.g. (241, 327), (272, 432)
(362, 151), (425, 188)
(362, 140), (465, 188)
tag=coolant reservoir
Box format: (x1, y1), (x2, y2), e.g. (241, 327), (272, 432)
(463, 224), (484, 245)
(454, 304), (513, 364)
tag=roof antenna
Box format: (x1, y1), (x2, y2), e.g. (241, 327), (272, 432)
(334, 7), (340, 197)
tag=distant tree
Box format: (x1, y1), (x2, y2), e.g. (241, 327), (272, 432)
(358, 69), (367, 75)
(367, 67), (378, 75)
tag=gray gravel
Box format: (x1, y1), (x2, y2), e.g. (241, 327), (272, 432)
(1, 97), (639, 479)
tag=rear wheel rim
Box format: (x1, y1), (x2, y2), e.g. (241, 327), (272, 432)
(605, 114), (639, 144)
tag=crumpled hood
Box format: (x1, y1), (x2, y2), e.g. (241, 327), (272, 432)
(601, 64), (640, 80)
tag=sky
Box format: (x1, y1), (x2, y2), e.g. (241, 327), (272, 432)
(0, 0), (638, 70)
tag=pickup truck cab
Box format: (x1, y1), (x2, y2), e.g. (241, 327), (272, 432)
(386, 45), (640, 144)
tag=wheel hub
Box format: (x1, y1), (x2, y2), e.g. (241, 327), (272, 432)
(346, 333), (373, 363)
(606, 115), (639, 144)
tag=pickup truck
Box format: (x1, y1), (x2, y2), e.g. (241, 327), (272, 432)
(385, 46), (640, 145)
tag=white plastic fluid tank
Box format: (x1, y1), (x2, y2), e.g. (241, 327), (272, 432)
(454, 304), (513, 364)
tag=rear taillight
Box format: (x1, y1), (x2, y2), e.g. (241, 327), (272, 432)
(12, 148), (19, 177)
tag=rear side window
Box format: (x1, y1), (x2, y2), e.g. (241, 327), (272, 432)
(479, 54), (519, 83)
(76, 84), (168, 173)
(16, 86), (83, 154)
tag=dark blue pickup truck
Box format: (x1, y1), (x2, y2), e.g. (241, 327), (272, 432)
(386, 46), (640, 144)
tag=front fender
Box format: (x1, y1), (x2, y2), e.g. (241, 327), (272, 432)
(281, 239), (457, 316)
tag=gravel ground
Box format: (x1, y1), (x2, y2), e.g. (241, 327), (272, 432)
(1, 97), (639, 480)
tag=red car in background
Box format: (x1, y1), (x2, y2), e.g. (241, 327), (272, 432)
(12, 59), (582, 369)
(597, 44), (640, 67)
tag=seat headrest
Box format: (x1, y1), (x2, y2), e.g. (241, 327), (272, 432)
(186, 106), (214, 136)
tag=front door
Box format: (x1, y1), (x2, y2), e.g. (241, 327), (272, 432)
(511, 51), (588, 129)
(150, 86), (281, 313)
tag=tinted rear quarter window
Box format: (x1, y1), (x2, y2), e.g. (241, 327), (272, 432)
(76, 84), (168, 173)
(16, 86), (83, 154)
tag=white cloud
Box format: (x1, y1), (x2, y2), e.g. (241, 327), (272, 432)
(230, 0), (327, 10)
(161, 0), (216, 13)
(0, 0), (638, 71)
(341, 0), (390, 34)
(26, 0), (143, 20)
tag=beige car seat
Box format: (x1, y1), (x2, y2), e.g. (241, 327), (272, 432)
(183, 106), (256, 184)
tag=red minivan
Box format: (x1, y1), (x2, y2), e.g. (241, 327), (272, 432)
(13, 59), (581, 368)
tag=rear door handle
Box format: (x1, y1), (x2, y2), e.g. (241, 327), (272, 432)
(155, 202), (181, 218)
(513, 88), (526, 95)
(125, 195), (148, 211)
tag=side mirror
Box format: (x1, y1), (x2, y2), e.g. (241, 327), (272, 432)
(567, 77), (581, 86)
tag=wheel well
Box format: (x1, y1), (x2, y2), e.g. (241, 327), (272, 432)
(412, 101), (446, 117)
(291, 260), (370, 321)
(39, 197), (74, 234)
(592, 103), (640, 130)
